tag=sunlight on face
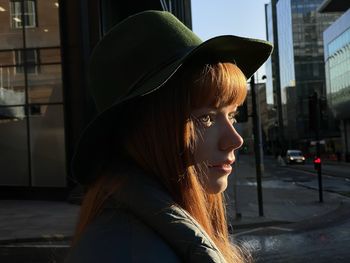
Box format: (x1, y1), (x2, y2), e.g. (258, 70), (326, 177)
(192, 104), (243, 194)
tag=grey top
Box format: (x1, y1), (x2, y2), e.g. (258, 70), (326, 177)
(67, 166), (227, 263)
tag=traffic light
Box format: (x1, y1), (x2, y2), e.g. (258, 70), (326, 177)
(236, 99), (248, 123)
(314, 157), (321, 170)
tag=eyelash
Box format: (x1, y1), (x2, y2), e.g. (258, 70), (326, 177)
(198, 115), (212, 127)
(197, 113), (237, 127)
(230, 114), (238, 124)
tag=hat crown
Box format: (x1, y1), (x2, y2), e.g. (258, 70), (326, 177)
(89, 11), (202, 112)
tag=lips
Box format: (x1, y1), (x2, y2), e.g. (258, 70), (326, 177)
(208, 160), (234, 173)
(209, 164), (232, 168)
(208, 159), (234, 168)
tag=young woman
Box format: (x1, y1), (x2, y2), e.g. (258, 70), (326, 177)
(68, 11), (272, 263)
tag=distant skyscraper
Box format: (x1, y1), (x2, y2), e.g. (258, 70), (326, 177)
(276, 0), (341, 150)
(265, 0), (285, 155)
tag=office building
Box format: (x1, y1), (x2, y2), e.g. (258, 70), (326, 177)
(265, 0), (284, 155)
(319, 0), (350, 161)
(276, 0), (341, 153)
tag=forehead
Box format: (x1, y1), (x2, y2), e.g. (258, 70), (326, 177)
(188, 63), (247, 110)
(190, 79), (245, 110)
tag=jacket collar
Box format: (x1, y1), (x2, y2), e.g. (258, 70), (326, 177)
(109, 166), (227, 263)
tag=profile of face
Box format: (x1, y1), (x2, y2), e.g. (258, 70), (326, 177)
(192, 104), (243, 194)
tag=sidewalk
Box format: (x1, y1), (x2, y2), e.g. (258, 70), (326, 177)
(0, 155), (349, 244)
(0, 199), (79, 244)
(225, 154), (350, 232)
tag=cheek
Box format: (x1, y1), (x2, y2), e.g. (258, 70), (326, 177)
(193, 142), (205, 164)
(193, 130), (215, 163)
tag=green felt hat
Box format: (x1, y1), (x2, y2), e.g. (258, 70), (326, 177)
(72, 10), (273, 184)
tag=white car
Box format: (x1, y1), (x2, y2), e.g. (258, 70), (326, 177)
(286, 150), (305, 164)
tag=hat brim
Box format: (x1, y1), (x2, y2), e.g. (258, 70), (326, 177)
(71, 35), (273, 184)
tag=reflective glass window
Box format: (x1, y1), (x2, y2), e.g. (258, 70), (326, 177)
(0, 106), (28, 186)
(10, 0), (37, 28)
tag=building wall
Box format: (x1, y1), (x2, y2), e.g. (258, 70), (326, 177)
(324, 9), (350, 119)
(323, 8), (350, 161)
(292, 0), (339, 140)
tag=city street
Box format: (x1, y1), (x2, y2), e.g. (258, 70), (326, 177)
(265, 156), (350, 197)
(230, 154), (350, 262)
(236, 217), (350, 263)
(0, 0), (349, 262)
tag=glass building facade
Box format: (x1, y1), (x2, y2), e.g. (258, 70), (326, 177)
(277, 0), (341, 148)
(265, 2), (274, 106)
(277, 0), (295, 105)
(324, 9), (350, 119)
(0, 0), (192, 193)
(0, 0), (65, 187)
(323, 8), (350, 160)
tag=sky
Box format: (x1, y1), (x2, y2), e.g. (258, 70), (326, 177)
(191, 0), (270, 79)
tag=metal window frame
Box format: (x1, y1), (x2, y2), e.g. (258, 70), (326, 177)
(9, 0), (37, 29)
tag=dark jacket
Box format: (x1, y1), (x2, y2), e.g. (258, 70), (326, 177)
(67, 167), (227, 263)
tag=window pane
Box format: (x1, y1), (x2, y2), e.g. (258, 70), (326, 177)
(0, 65), (25, 106)
(26, 49), (36, 61)
(25, 0), (60, 48)
(9, 0), (37, 28)
(30, 104), (66, 187)
(10, 1), (23, 28)
(0, 106), (29, 186)
(1, 1), (24, 49)
(23, 1), (34, 13)
(14, 49), (39, 74)
(24, 0), (36, 27)
(28, 64), (62, 104)
(25, 49), (38, 73)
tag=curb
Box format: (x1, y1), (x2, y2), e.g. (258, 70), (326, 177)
(231, 202), (350, 236)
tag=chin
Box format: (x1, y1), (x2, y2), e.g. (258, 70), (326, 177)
(205, 179), (228, 194)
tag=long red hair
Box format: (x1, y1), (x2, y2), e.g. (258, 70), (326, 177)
(73, 62), (250, 262)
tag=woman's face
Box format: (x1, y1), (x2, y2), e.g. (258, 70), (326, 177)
(192, 104), (243, 194)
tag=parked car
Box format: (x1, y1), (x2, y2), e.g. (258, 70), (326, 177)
(286, 150), (305, 164)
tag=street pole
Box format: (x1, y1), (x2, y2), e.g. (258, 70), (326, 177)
(316, 145), (323, 203)
(250, 75), (264, 216)
(315, 92), (323, 203)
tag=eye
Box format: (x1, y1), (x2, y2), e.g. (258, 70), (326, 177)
(198, 114), (214, 127)
(228, 112), (238, 125)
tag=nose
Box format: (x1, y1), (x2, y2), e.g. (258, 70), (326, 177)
(219, 121), (243, 152)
